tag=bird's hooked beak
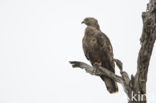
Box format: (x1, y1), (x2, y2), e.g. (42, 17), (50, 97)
(81, 21), (85, 24)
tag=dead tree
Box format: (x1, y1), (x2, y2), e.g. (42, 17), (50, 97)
(69, 0), (156, 103)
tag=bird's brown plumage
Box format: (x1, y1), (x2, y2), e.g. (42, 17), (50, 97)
(82, 17), (118, 93)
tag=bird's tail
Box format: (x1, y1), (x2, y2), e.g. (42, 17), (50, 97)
(100, 75), (118, 93)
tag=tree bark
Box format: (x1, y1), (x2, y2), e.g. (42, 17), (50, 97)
(69, 0), (156, 103)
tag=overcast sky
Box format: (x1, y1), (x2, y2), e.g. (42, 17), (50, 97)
(0, 0), (156, 103)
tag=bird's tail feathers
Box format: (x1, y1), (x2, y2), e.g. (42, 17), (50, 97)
(100, 75), (118, 93)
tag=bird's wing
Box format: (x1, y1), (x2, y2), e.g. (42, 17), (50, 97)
(96, 31), (114, 59)
(95, 31), (115, 72)
(96, 31), (118, 93)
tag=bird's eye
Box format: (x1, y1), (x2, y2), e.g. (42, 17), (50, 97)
(92, 39), (96, 41)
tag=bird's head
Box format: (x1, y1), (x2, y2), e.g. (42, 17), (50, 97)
(81, 17), (100, 30)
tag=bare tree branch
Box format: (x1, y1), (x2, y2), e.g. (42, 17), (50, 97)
(69, 61), (123, 83)
(69, 61), (132, 96)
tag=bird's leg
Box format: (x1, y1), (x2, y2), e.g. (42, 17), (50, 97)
(93, 62), (102, 73)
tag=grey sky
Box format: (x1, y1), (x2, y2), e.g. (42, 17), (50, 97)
(0, 0), (155, 103)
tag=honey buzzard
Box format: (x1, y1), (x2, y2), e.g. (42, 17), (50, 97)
(82, 17), (118, 93)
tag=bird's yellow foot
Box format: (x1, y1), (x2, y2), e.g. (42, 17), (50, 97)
(93, 68), (97, 73)
(94, 62), (102, 66)
(92, 62), (102, 73)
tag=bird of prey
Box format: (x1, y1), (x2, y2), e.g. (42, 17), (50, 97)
(81, 17), (118, 93)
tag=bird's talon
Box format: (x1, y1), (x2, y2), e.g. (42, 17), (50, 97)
(93, 68), (97, 74)
(94, 62), (102, 66)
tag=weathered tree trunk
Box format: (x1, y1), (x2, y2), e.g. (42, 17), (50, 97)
(69, 0), (156, 103)
(129, 0), (156, 102)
